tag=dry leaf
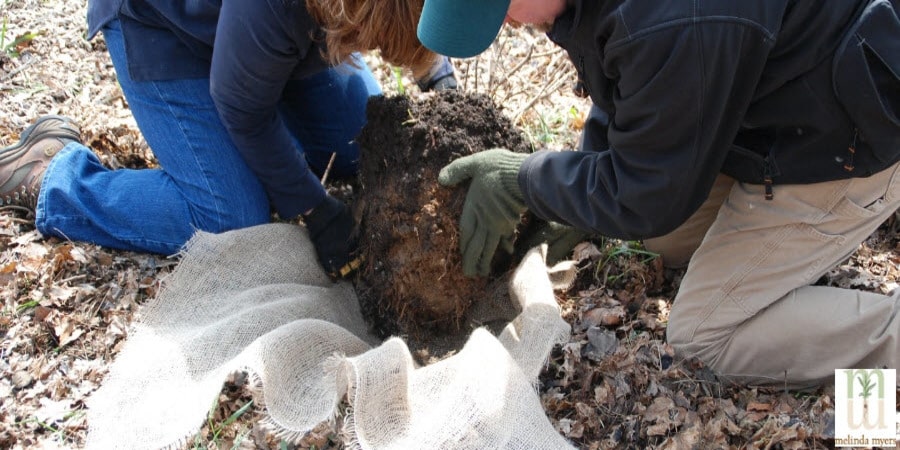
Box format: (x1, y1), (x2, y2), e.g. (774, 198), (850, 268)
(104, 314), (128, 347)
(583, 306), (626, 328)
(50, 314), (85, 348)
(747, 402), (773, 412)
(661, 425), (701, 449)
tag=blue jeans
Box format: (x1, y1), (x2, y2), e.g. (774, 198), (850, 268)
(35, 20), (381, 255)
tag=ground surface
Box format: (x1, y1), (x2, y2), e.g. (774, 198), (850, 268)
(2, 1), (899, 449)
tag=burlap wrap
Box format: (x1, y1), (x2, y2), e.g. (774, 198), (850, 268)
(86, 223), (575, 449)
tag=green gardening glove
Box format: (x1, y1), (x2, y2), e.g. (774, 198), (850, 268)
(438, 148), (529, 277)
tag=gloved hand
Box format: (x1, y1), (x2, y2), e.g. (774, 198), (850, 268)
(517, 219), (590, 265)
(303, 194), (359, 279)
(416, 56), (458, 92)
(438, 148), (529, 277)
(419, 74), (458, 91)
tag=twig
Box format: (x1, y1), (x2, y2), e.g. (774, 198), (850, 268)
(531, 50), (563, 58)
(503, 43), (535, 85)
(473, 57), (480, 93)
(0, 205), (35, 219)
(57, 274), (87, 285)
(512, 69), (571, 123)
(0, 58), (36, 82)
(487, 30), (513, 96)
(510, 53), (565, 110)
(320, 152), (337, 185)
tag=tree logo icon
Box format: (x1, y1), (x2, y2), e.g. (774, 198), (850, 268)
(834, 369), (897, 447)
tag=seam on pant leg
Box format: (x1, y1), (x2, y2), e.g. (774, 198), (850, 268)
(148, 79), (227, 231)
(687, 222), (794, 342)
(35, 144), (79, 231)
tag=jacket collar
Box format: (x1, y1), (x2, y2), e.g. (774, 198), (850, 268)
(548, 0), (582, 46)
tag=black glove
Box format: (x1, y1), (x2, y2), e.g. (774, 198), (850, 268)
(418, 73), (458, 92)
(303, 195), (358, 279)
(416, 56), (459, 92)
(517, 219), (590, 265)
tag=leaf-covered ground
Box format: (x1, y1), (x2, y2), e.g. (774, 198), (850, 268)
(2, 1), (899, 448)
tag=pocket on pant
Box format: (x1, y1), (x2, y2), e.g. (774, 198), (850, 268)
(828, 163), (900, 221)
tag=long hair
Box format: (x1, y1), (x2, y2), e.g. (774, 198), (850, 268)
(306, 0), (439, 76)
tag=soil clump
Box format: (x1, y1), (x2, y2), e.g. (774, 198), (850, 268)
(353, 91), (531, 342)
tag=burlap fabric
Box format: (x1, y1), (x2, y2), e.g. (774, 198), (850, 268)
(86, 223), (575, 449)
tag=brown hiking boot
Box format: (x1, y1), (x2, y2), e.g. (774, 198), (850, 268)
(0, 115), (81, 214)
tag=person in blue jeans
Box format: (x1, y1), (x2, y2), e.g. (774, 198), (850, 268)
(0, 0), (456, 278)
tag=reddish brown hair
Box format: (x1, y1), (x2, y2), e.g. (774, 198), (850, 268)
(306, 0), (439, 76)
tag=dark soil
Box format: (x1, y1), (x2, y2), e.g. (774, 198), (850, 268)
(353, 91), (532, 340)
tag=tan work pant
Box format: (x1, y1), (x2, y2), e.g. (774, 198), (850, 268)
(645, 161), (900, 388)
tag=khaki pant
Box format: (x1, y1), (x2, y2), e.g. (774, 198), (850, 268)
(645, 161), (900, 388)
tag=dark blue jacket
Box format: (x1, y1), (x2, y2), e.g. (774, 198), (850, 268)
(88, 0), (331, 219)
(522, 0), (900, 239)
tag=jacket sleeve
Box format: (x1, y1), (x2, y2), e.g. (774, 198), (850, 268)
(520, 21), (771, 240)
(209, 0), (326, 220)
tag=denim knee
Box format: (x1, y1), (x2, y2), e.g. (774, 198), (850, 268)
(190, 200), (271, 235)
